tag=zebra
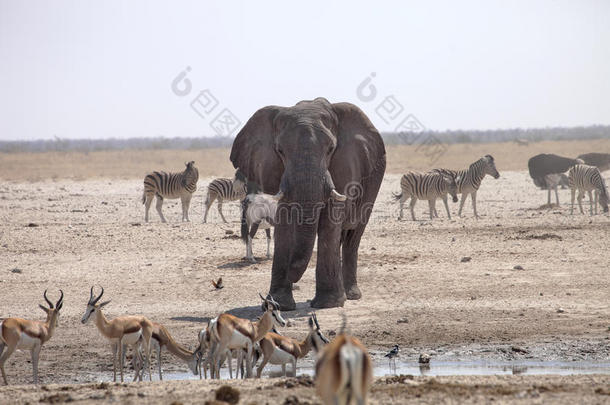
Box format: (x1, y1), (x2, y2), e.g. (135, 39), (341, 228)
(528, 154), (582, 206)
(393, 171), (458, 221)
(203, 169), (260, 223)
(241, 192), (279, 262)
(142, 161), (199, 223)
(577, 153), (610, 172)
(568, 164), (609, 215)
(433, 155), (500, 218)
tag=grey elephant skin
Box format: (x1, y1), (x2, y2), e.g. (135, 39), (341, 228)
(230, 98), (386, 310)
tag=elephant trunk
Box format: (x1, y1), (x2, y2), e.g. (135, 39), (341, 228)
(286, 202), (322, 283)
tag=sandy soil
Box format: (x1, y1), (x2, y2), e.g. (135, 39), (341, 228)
(0, 142), (609, 403)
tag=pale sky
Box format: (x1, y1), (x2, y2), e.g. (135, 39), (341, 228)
(1, 0), (609, 140)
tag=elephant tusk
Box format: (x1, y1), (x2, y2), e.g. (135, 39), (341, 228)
(331, 189), (347, 202)
(273, 191), (284, 201)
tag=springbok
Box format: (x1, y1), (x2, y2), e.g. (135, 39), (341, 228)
(0, 290), (63, 385)
(315, 319), (373, 405)
(134, 322), (200, 381)
(257, 313), (329, 378)
(81, 286), (154, 382)
(209, 294), (286, 378)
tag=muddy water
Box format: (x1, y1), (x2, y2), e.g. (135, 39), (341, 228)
(90, 360), (610, 382)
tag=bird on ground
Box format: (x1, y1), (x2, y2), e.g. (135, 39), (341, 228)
(211, 277), (224, 290)
(384, 344), (399, 368)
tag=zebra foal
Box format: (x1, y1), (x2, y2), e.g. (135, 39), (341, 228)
(142, 161), (199, 223)
(394, 171), (458, 221)
(433, 155), (500, 218)
(568, 164), (609, 215)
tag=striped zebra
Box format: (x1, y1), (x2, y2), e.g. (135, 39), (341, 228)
(203, 178), (246, 223)
(142, 161), (199, 223)
(568, 164), (609, 215)
(393, 171), (458, 221)
(433, 155), (500, 218)
(203, 169), (261, 223)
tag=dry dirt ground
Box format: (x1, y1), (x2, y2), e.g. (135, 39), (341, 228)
(0, 141), (609, 404)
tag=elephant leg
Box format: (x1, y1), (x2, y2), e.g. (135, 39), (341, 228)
(341, 225), (366, 301)
(311, 206), (346, 309)
(247, 222), (259, 262)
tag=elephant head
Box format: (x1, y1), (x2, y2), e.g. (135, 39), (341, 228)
(230, 98), (386, 310)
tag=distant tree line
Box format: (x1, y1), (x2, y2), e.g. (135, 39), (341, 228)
(1, 125), (608, 153)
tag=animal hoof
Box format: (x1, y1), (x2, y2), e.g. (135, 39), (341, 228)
(345, 285), (362, 300)
(310, 293), (346, 309)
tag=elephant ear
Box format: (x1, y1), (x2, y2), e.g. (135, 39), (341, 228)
(230, 106), (284, 193)
(330, 102), (386, 192)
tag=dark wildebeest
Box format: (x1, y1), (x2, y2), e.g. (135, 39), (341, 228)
(528, 154), (583, 206)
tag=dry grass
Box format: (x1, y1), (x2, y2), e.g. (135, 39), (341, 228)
(0, 139), (608, 181)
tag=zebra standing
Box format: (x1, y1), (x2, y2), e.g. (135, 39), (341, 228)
(142, 161), (199, 223)
(394, 171), (458, 221)
(203, 169), (261, 223)
(568, 164), (609, 215)
(433, 155), (500, 218)
(203, 178), (246, 223)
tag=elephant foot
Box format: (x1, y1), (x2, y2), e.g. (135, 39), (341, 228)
(345, 284), (362, 300)
(310, 292), (346, 309)
(268, 287), (296, 311)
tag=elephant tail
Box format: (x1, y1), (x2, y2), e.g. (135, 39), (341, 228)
(241, 196), (250, 244)
(392, 191), (403, 201)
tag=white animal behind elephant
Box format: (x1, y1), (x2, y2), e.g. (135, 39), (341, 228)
(241, 192), (279, 263)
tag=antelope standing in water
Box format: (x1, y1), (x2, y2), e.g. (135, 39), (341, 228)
(81, 286), (154, 382)
(208, 294), (286, 378)
(257, 313), (329, 377)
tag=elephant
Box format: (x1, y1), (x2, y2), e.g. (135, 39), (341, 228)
(230, 97), (386, 310)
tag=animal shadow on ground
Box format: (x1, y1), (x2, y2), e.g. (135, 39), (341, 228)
(217, 257), (271, 269)
(170, 301), (315, 325)
(226, 302), (317, 320)
(170, 315), (213, 324)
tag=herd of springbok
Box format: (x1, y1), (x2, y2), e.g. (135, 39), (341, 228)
(0, 288), (373, 405)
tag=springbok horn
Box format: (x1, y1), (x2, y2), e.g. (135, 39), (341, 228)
(91, 286), (104, 305)
(331, 189), (347, 202)
(56, 289), (64, 310)
(43, 289), (54, 309)
(313, 312), (320, 329)
(258, 292), (266, 302)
